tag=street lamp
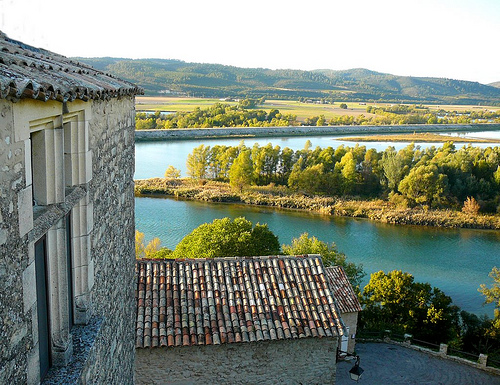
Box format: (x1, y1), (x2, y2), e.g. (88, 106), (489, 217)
(338, 350), (364, 382)
(348, 356), (364, 382)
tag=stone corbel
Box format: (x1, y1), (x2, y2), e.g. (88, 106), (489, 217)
(51, 331), (73, 366)
(74, 294), (92, 325)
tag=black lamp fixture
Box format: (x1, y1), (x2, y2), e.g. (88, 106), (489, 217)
(348, 355), (364, 382)
(338, 350), (364, 382)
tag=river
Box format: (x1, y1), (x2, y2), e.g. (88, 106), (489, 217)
(134, 130), (500, 179)
(134, 130), (500, 315)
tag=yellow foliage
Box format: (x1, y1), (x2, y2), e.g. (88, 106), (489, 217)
(135, 230), (161, 259)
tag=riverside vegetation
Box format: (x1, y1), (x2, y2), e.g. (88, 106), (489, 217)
(135, 141), (500, 229)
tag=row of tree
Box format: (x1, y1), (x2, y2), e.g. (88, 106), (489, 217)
(135, 102), (298, 130)
(135, 101), (500, 130)
(136, 217), (500, 357)
(185, 141), (500, 211)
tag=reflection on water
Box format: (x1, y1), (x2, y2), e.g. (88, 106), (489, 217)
(135, 196), (500, 315)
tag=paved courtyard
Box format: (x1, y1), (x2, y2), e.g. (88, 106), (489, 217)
(336, 342), (500, 385)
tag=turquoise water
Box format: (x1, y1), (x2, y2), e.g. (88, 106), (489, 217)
(135, 196), (500, 316)
(135, 131), (500, 179)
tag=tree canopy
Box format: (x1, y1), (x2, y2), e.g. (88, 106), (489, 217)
(479, 267), (500, 337)
(361, 270), (460, 343)
(171, 217), (280, 259)
(184, 141), (500, 211)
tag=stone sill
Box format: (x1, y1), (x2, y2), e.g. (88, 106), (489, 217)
(30, 186), (87, 243)
(43, 316), (103, 385)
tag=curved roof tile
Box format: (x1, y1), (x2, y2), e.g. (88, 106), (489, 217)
(135, 255), (345, 349)
(0, 31), (142, 102)
(325, 266), (362, 314)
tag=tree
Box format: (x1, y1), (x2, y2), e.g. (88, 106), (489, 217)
(172, 217), (280, 259)
(381, 148), (405, 192)
(462, 196), (480, 215)
(361, 270), (459, 343)
(229, 149), (253, 191)
(136, 230), (162, 259)
(479, 267), (500, 337)
(288, 163), (325, 194)
(339, 152), (358, 195)
(282, 233), (364, 290)
(164, 165), (181, 179)
(339, 103), (348, 109)
(187, 144), (210, 180)
(316, 115), (326, 126)
(398, 164), (448, 206)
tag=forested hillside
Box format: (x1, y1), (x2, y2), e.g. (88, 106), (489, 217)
(75, 57), (500, 105)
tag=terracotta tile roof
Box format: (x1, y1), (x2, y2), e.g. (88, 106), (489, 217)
(0, 31), (142, 102)
(325, 266), (362, 314)
(135, 255), (344, 349)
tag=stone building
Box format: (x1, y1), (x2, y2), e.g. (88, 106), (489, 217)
(135, 255), (345, 384)
(326, 266), (362, 354)
(0, 32), (141, 383)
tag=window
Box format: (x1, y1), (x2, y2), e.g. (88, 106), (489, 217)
(35, 235), (51, 380)
(25, 105), (93, 376)
(66, 213), (74, 330)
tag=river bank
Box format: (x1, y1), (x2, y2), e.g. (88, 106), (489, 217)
(134, 178), (500, 230)
(135, 123), (500, 141)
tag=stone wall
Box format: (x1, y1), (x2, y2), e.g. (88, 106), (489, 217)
(0, 95), (136, 384)
(135, 337), (338, 384)
(341, 312), (359, 354)
(76, 96), (136, 384)
(135, 123), (500, 141)
(0, 99), (30, 383)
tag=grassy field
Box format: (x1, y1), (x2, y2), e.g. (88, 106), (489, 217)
(136, 97), (380, 121)
(135, 96), (500, 123)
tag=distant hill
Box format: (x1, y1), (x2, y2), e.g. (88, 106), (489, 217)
(75, 57), (500, 105)
(490, 81), (500, 89)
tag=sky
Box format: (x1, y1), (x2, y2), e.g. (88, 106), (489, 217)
(1, 0), (499, 84)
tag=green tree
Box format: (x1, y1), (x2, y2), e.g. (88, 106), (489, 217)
(339, 151), (358, 195)
(229, 149), (253, 191)
(151, 247), (174, 259)
(238, 98), (258, 109)
(339, 103), (348, 109)
(288, 162), (324, 194)
(381, 148), (405, 192)
(187, 144), (210, 180)
(282, 233), (364, 291)
(172, 217), (280, 259)
(398, 164), (448, 206)
(361, 270), (459, 343)
(479, 267), (500, 337)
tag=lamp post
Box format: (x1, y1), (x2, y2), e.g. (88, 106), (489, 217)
(348, 355), (364, 382)
(337, 350), (364, 382)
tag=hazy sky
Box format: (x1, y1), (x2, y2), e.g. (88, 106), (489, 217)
(1, 0), (499, 84)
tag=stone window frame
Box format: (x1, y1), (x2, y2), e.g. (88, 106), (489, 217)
(19, 101), (94, 383)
